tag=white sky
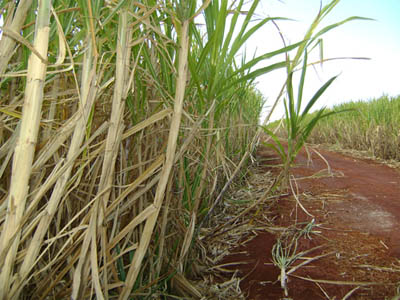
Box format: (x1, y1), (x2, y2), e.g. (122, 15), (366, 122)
(244, 0), (400, 122)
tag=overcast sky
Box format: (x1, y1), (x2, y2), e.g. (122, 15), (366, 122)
(245, 0), (400, 122)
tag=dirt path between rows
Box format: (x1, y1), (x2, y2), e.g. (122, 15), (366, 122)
(221, 143), (400, 299)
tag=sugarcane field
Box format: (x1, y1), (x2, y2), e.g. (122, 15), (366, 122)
(0, 0), (400, 299)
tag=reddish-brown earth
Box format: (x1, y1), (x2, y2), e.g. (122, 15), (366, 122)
(222, 143), (400, 299)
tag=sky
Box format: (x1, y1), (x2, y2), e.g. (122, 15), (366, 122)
(245, 0), (400, 122)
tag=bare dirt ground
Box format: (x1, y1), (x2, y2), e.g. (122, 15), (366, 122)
(220, 143), (400, 299)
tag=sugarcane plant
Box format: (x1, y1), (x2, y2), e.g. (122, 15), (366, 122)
(0, 0), (292, 298)
(262, 0), (369, 187)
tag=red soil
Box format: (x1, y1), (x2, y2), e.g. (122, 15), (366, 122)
(222, 144), (400, 299)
